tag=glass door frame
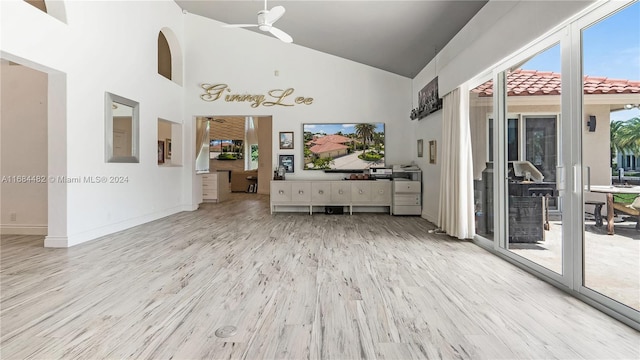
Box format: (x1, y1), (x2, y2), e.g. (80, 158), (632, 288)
(490, 30), (571, 289)
(569, 0), (640, 326)
(472, 0), (639, 329)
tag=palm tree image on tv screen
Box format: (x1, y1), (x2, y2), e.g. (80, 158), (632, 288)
(303, 123), (385, 170)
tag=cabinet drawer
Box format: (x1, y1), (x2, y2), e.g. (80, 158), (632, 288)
(393, 205), (421, 215)
(351, 182), (371, 204)
(203, 190), (218, 199)
(203, 173), (219, 201)
(330, 182), (351, 203)
(203, 182), (217, 189)
(271, 182), (291, 202)
(311, 182), (332, 203)
(393, 181), (421, 193)
(291, 182), (311, 203)
(371, 182), (392, 204)
(202, 175), (218, 188)
(394, 194), (421, 206)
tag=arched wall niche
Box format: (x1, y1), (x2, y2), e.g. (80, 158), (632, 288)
(158, 32), (172, 80)
(158, 27), (183, 86)
(24, 0), (67, 23)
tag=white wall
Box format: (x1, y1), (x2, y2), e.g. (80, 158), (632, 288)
(410, 0), (595, 225)
(1, 0), (187, 246)
(583, 104), (613, 204)
(411, 111), (442, 223)
(0, 0), (599, 245)
(435, 1), (596, 96)
(0, 62), (48, 235)
(183, 14), (413, 193)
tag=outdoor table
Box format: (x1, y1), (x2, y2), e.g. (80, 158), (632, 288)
(588, 185), (640, 235)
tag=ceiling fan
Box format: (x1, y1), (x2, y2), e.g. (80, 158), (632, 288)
(223, 0), (293, 43)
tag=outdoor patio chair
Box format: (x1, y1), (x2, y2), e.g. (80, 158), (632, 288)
(585, 200), (605, 227)
(612, 194), (640, 230)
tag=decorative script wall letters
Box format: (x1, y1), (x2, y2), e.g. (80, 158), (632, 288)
(200, 83), (314, 108)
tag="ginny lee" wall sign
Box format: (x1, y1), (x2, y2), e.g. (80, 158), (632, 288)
(200, 83), (314, 108)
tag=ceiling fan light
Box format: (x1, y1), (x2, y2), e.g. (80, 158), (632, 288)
(226, 1), (291, 43)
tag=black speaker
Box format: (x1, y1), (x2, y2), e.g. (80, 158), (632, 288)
(325, 206), (344, 215)
(587, 115), (596, 132)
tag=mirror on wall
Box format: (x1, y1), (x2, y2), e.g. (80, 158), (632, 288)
(105, 92), (139, 163)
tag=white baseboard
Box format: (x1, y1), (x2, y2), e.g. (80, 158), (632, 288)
(63, 205), (186, 248)
(182, 204), (199, 211)
(0, 224), (48, 235)
(44, 236), (69, 247)
(421, 210), (437, 225)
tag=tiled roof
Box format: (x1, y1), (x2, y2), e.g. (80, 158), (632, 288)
(583, 76), (640, 94)
(309, 142), (348, 154)
(472, 69), (640, 97)
(307, 134), (352, 145)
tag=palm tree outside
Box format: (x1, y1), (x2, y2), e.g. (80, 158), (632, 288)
(611, 120), (626, 168)
(611, 117), (640, 170)
(354, 123), (376, 155)
(617, 117), (640, 153)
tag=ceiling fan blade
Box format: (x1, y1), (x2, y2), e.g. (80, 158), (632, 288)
(264, 5), (285, 24)
(269, 26), (293, 43)
(223, 24), (258, 28)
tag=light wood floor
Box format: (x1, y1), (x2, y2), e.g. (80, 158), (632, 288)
(1, 193), (638, 359)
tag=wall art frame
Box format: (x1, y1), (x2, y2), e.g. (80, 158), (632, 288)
(410, 77), (443, 120)
(279, 131), (294, 149)
(158, 140), (165, 164)
(165, 138), (172, 160)
(278, 154), (295, 173)
(429, 140), (437, 164)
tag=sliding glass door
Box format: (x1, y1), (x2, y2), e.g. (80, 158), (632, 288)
(498, 42), (565, 276)
(579, 1), (639, 312)
(472, 0), (639, 327)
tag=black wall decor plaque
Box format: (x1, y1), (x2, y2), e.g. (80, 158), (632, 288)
(410, 76), (443, 120)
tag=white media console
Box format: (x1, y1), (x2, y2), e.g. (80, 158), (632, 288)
(270, 180), (392, 214)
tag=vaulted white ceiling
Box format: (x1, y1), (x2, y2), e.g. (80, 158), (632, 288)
(175, 0), (488, 78)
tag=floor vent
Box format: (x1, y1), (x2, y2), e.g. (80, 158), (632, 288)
(214, 325), (237, 338)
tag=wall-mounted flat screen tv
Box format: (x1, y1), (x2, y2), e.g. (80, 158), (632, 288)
(209, 139), (243, 160)
(303, 123), (385, 171)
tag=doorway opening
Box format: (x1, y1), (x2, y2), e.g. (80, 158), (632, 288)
(1, 59), (48, 237)
(198, 116), (273, 195)
(1, 57), (67, 247)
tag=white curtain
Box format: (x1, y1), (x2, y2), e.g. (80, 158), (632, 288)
(437, 85), (476, 239)
(245, 116), (258, 144)
(195, 118), (210, 157)
(195, 118), (210, 172)
(245, 116), (259, 170)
